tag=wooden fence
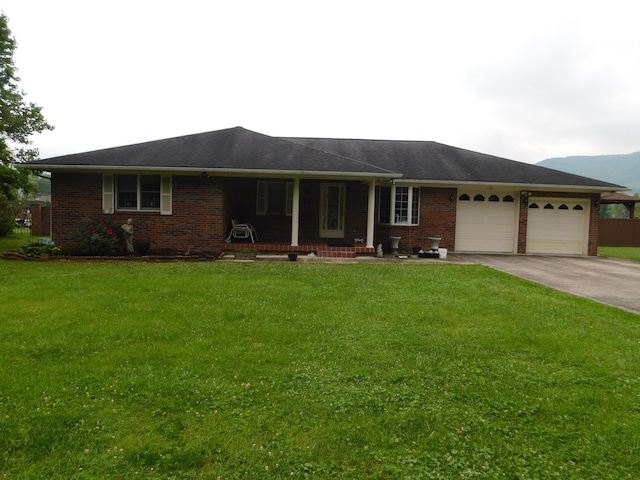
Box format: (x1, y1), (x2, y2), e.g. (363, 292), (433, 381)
(599, 218), (640, 247)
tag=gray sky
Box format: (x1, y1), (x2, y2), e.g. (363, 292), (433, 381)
(3, 0), (639, 163)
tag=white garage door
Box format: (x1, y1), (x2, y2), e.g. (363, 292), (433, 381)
(455, 192), (518, 252)
(526, 198), (590, 254)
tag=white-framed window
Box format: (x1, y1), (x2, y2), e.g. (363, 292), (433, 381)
(256, 181), (293, 216)
(102, 174), (172, 215)
(378, 186), (420, 225)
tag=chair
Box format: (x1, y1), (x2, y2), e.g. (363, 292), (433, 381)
(229, 219), (258, 243)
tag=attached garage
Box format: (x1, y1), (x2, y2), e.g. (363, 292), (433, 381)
(455, 192), (518, 252)
(526, 198), (590, 254)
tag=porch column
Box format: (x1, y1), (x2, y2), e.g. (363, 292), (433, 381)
(291, 177), (300, 246)
(366, 180), (376, 248)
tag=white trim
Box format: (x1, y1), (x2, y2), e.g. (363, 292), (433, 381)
(102, 174), (114, 214)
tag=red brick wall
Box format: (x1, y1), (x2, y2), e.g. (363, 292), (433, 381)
(51, 173), (227, 254)
(374, 187), (457, 252)
(50, 173), (600, 255)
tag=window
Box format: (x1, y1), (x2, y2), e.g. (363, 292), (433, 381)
(103, 174), (171, 215)
(378, 186), (420, 225)
(256, 181), (293, 216)
(117, 175), (161, 211)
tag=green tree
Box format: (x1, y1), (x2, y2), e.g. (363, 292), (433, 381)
(0, 13), (53, 235)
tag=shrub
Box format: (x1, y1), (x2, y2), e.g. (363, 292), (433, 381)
(134, 238), (151, 255)
(67, 218), (124, 256)
(0, 211), (14, 236)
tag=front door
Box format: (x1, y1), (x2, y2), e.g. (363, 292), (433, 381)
(320, 183), (345, 238)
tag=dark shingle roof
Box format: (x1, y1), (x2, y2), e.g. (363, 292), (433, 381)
(25, 127), (397, 177)
(24, 126), (624, 190)
(282, 137), (624, 189)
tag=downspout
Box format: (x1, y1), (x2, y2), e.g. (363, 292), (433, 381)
(366, 180), (376, 248)
(291, 177), (300, 246)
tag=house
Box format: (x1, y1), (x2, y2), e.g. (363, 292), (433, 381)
(20, 127), (624, 256)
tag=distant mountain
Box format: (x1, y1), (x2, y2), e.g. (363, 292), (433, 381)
(537, 152), (640, 193)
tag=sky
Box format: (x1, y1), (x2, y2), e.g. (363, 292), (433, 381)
(2, 0), (640, 164)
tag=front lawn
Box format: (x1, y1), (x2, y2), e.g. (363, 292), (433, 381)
(1, 261), (639, 479)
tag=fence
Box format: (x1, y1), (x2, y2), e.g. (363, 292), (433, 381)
(599, 218), (640, 247)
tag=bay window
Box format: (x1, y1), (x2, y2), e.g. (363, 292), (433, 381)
(378, 186), (420, 225)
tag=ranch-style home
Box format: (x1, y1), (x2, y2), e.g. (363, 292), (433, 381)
(21, 126), (624, 257)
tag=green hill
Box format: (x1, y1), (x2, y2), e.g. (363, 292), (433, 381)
(537, 152), (640, 194)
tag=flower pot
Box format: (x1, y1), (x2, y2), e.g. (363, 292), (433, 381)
(287, 253), (298, 261)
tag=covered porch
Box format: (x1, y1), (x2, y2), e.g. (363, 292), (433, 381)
(224, 177), (381, 251)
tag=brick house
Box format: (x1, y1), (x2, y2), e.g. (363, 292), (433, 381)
(21, 127), (623, 256)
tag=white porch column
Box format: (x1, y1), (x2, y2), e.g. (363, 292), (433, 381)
(291, 177), (300, 246)
(366, 180), (376, 248)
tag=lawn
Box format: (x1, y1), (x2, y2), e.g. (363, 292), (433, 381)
(1, 255), (640, 478)
(599, 246), (640, 262)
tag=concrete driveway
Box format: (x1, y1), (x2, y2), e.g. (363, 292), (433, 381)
(460, 254), (640, 315)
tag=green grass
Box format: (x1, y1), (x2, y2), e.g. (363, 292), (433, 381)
(599, 246), (640, 262)
(1, 258), (640, 478)
(0, 230), (34, 254)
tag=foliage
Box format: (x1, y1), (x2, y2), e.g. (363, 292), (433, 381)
(133, 238), (151, 255)
(1, 262), (639, 478)
(67, 217), (124, 256)
(0, 210), (13, 235)
(0, 13), (54, 234)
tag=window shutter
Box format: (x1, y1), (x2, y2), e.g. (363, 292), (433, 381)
(102, 174), (114, 214)
(285, 182), (293, 216)
(256, 181), (267, 215)
(160, 176), (172, 215)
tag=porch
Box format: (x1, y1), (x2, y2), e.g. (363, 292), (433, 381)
(222, 241), (376, 258)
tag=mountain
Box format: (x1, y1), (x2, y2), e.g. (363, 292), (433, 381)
(537, 152), (640, 193)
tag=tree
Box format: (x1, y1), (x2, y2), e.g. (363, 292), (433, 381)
(0, 13), (53, 235)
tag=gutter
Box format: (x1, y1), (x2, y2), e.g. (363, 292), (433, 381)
(17, 163), (403, 180)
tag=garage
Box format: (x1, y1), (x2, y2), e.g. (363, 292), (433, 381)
(526, 198), (590, 254)
(455, 192), (518, 252)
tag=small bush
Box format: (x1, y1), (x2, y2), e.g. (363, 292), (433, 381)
(67, 218), (124, 256)
(0, 211), (14, 236)
(134, 238), (151, 255)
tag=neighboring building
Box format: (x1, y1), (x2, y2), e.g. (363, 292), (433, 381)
(20, 127), (624, 256)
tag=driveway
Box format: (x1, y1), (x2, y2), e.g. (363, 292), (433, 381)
(460, 254), (640, 315)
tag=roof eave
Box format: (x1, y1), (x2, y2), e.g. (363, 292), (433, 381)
(18, 163), (402, 179)
(396, 178), (626, 192)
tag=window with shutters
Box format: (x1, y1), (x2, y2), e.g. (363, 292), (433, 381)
(256, 181), (293, 216)
(103, 174), (171, 214)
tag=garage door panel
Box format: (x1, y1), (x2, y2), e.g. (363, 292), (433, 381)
(455, 194), (517, 252)
(526, 199), (589, 254)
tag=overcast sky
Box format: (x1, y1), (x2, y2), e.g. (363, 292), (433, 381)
(3, 0), (639, 164)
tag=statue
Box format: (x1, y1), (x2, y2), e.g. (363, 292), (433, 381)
(121, 218), (134, 253)
(376, 243), (383, 258)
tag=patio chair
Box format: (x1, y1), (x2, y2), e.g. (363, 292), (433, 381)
(229, 219), (258, 243)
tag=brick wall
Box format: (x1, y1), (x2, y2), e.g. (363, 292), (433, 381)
(51, 173), (227, 253)
(374, 187), (457, 252)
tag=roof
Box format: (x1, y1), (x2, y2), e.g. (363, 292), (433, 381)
(282, 137), (624, 190)
(601, 192), (640, 203)
(22, 126), (625, 190)
(22, 127), (397, 178)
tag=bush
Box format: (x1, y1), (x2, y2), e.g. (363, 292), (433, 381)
(0, 211), (14, 236)
(67, 218), (124, 256)
(133, 238), (151, 255)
